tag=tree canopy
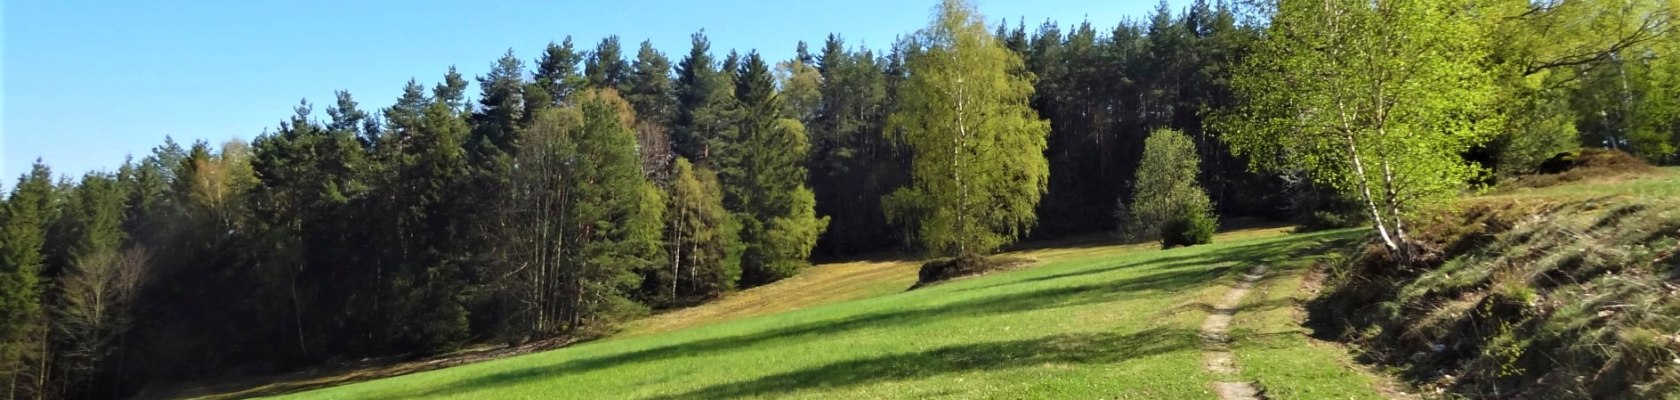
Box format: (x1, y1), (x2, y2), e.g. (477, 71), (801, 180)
(885, 0), (1050, 257)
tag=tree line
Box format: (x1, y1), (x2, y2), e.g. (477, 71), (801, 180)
(1, 0), (1675, 398)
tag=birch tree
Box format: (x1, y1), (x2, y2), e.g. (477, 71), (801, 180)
(1220, 0), (1499, 262)
(885, 0), (1050, 258)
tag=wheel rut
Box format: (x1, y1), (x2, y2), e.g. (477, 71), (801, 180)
(1201, 264), (1267, 400)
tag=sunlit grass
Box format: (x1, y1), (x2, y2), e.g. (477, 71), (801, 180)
(277, 226), (1389, 399)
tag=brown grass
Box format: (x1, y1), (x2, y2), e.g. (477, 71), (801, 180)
(1506, 148), (1659, 190)
(617, 259), (922, 337)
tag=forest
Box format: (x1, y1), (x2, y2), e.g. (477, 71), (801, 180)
(1, 0), (1676, 398)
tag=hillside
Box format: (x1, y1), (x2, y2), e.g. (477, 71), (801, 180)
(1311, 167), (1680, 398)
(249, 225), (1405, 399)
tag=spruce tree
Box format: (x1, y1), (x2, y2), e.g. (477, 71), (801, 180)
(0, 162), (54, 363)
(672, 32), (729, 162)
(714, 52), (828, 285)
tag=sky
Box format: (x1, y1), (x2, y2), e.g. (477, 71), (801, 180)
(2, 0), (1180, 182)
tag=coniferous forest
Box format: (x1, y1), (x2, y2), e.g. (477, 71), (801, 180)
(2, 0), (1677, 398)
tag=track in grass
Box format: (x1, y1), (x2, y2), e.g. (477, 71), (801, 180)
(268, 228), (1391, 399)
(1201, 264), (1266, 400)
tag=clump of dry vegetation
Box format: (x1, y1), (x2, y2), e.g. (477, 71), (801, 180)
(910, 256), (1035, 289)
(1507, 148), (1659, 189)
(1310, 179), (1680, 398)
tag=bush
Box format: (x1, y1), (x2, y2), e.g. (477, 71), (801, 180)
(1126, 128), (1218, 242)
(911, 255), (1032, 289)
(1160, 197), (1216, 248)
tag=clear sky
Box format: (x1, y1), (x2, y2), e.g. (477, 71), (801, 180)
(3, 0), (1178, 182)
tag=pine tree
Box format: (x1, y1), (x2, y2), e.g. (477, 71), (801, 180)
(808, 36), (906, 256)
(559, 89), (661, 332)
(50, 171), (136, 389)
(885, 0), (1050, 257)
(585, 36), (631, 91)
(434, 66), (470, 113)
(472, 49), (528, 161)
(626, 40), (677, 126)
(533, 37), (587, 106)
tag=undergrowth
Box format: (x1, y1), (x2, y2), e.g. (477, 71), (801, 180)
(1310, 185), (1680, 398)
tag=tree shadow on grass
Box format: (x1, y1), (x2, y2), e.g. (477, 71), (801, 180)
(956, 229), (1358, 295)
(643, 327), (1202, 400)
(643, 328), (1301, 399)
(365, 230), (1364, 400)
(366, 262), (1234, 399)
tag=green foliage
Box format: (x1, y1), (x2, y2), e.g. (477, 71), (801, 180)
(472, 49), (527, 162)
(672, 31), (733, 162)
(0, 163), (53, 352)
(886, 0), (1050, 257)
(51, 172), (129, 275)
(626, 40), (677, 126)
(1125, 128), (1215, 243)
(564, 89), (663, 329)
(394, 91), (476, 352)
(715, 52), (829, 286)
(774, 57), (821, 122)
(533, 37), (587, 106)
(585, 36), (631, 91)
(1221, 0), (1499, 257)
(1572, 49), (1680, 163)
(807, 34), (907, 256)
(1160, 199), (1216, 248)
(661, 158), (742, 305)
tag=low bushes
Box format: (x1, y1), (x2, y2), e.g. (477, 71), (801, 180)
(911, 255), (1033, 289)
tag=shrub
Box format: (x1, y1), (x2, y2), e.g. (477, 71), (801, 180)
(1161, 196), (1216, 248)
(1126, 129), (1218, 241)
(911, 255), (1032, 289)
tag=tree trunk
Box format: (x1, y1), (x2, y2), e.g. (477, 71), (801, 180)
(1343, 133), (1403, 258)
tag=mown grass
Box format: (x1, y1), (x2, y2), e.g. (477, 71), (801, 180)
(276, 226), (1388, 399)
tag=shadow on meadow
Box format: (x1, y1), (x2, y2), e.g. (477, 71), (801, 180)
(370, 229), (1364, 399)
(647, 327), (1202, 399)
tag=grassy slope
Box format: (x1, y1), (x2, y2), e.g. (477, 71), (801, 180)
(1309, 167), (1680, 398)
(278, 226), (1392, 399)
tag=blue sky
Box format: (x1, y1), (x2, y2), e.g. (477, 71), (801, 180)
(3, 0), (1178, 182)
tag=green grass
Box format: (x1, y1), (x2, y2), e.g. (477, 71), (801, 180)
(1483, 166), (1680, 200)
(275, 227), (1392, 399)
(1231, 250), (1398, 399)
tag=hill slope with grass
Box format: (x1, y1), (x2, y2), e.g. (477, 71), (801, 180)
(1312, 167), (1680, 399)
(266, 226), (1401, 399)
(186, 168), (1680, 400)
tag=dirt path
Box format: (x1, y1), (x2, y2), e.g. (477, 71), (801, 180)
(1201, 264), (1267, 400)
